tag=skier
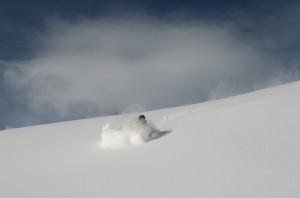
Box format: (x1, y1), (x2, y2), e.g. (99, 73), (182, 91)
(138, 114), (160, 140)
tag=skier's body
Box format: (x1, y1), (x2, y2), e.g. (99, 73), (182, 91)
(138, 114), (160, 140)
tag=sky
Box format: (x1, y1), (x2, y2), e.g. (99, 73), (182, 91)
(1, 0), (300, 129)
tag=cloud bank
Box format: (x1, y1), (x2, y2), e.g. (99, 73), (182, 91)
(2, 16), (300, 127)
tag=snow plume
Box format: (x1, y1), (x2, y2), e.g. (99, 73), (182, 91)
(100, 117), (155, 149)
(2, 14), (300, 127)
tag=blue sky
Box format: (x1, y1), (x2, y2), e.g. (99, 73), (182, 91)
(1, 0), (300, 128)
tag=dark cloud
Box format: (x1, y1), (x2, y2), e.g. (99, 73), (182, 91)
(1, 14), (300, 128)
(1, 1), (300, 128)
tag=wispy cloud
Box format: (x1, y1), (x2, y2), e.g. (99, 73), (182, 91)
(2, 13), (300, 127)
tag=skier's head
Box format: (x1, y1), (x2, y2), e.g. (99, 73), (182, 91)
(138, 114), (146, 123)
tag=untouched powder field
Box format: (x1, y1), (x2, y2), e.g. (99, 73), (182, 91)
(0, 81), (300, 198)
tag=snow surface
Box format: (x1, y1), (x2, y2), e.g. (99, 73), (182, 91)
(0, 81), (300, 198)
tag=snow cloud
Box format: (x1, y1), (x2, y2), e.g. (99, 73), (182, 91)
(2, 14), (300, 127)
(99, 117), (154, 149)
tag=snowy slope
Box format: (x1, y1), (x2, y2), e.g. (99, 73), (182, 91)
(0, 81), (300, 198)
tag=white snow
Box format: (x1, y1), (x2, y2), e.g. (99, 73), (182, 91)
(0, 81), (300, 198)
